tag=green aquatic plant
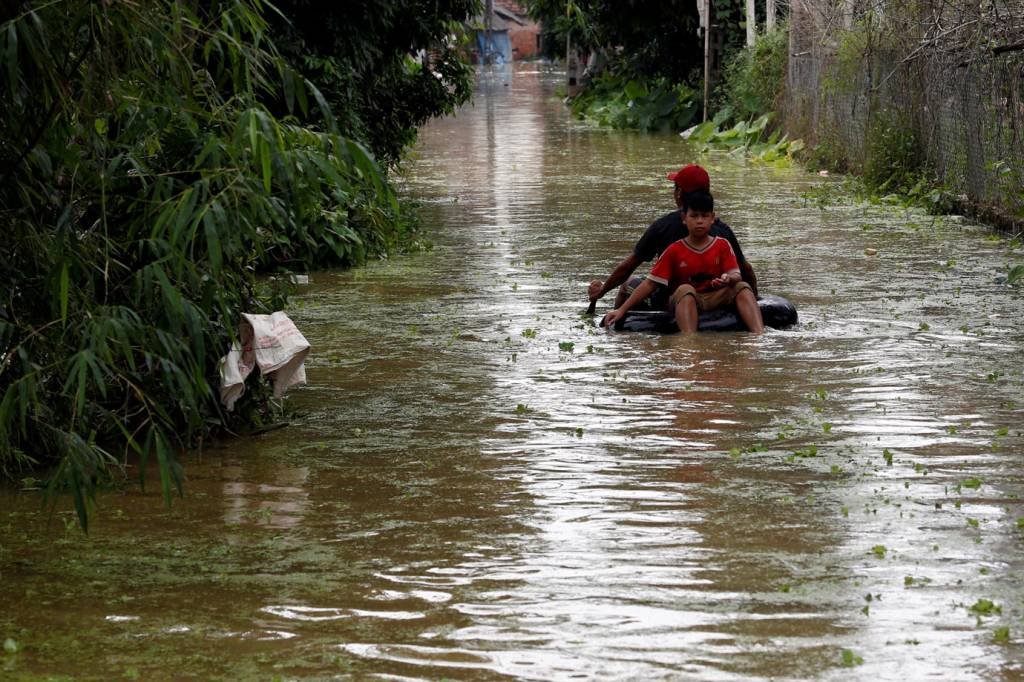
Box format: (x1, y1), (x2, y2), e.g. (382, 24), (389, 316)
(791, 445), (818, 458)
(682, 114), (805, 167)
(969, 599), (1001, 616)
(569, 72), (700, 132)
(840, 649), (863, 667)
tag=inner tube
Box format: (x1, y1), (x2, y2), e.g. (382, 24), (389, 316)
(605, 294), (798, 333)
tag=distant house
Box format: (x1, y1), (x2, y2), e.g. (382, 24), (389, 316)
(473, 0), (540, 63)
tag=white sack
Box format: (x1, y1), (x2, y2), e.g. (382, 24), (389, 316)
(218, 311), (310, 410)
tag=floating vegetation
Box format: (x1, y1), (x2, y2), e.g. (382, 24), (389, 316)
(682, 114), (805, 167)
(969, 599), (1001, 617)
(841, 649), (864, 667)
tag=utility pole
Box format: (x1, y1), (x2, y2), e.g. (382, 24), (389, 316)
(566, 1), (577, 94)
(746, 0), (756, 45)
(700, 0), (708, 120)
(485, 0), (493, 64)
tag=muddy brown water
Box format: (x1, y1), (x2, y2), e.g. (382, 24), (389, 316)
(3, 64), (1024, 680)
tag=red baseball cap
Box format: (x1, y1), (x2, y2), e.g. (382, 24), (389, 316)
(666, 164), (711, 193)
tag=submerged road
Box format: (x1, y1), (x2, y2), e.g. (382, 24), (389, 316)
(2, 64), (1024, 679)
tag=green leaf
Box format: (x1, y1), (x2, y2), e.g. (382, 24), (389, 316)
(840, 649), (863, 666)
(260, 138), (272, 193)
(969, 599), (1001, 616)
(1007, 265), (1024, 285)
(307, 80), (337, 133)
(203, 212), (222, 273)
(64, 350), (95, 415)
(58, 260), (69, 322)
(171, 187), (199, 245)
(153, 429), (176, 505)
(281, 64), (295, 113)
(5, 23), (17, 97)
(248, 109), (258, 154)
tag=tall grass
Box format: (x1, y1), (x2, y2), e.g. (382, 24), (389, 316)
(0, 0), (410, 529)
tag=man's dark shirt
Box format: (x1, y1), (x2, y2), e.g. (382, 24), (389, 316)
(633, 211), (746, 265)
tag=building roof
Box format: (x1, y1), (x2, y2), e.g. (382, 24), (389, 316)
(473, 1), (532, 31)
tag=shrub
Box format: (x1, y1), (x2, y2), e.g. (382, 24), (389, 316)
(0, 1), (413, 529)
(570, 71), (700, 132)
(718, 26), (789, 121)
(863, 109), (925, 194)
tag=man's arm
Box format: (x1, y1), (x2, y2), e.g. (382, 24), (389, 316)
(713, 220), (758, 297)
(588, 253), (642, 302)
(601, 277), (659, 328)
(740, 261), (758, 298)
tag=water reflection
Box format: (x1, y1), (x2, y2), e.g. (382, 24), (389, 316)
(221, 464), (310, 529)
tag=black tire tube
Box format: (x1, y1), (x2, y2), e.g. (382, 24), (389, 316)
(605, 294), (798, 333)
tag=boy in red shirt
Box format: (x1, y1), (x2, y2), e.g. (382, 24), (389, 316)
(602, 192), (765, 334)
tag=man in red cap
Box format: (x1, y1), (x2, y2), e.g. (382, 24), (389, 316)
(587, 164), (757, 309)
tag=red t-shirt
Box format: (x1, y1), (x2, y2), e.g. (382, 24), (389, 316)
(647, 237), (739, 293)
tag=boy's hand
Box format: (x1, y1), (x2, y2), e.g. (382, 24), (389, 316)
(710, 275), (730, 289)
(601, 308), (625, 328)
(588, 279), (604, 301)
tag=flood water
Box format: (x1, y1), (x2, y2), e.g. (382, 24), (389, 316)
(3, 64), (1024, 679)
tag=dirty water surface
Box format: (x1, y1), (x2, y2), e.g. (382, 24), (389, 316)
(3, 64), (1024, 680)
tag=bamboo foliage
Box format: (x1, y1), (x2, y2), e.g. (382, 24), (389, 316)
(0, 0), (409, 529)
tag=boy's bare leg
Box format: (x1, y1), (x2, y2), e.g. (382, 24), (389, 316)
(674, 294), (700, 333)
(734, 288), (765, 334)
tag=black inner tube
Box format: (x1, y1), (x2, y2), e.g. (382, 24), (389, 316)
(605, 294), (798, 333)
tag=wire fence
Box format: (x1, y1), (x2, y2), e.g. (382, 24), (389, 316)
(785, 0), (1024, 229)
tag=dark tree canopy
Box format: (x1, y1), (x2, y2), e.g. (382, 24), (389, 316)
(525, 0), (704, 83)
(0, 0), (480, 528)
(269, 0), (481, 165)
